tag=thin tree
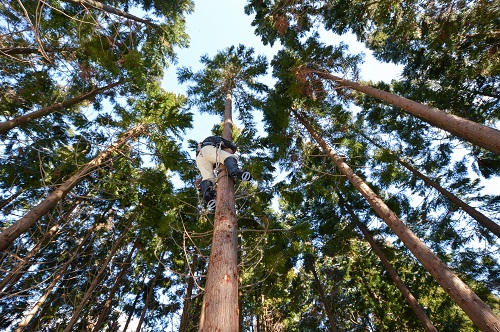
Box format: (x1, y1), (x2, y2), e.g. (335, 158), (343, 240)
(178, 45), (267, 331)
(294, 110), (500, 332)
(339, 195), (438, 332)
(305, 68), (500, 156)
(0, 123), (147, 251)
(0, 81), (121, 133)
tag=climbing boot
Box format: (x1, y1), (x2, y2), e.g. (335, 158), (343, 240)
(224, 156), (251, 181)
(199, 180), (216, 209)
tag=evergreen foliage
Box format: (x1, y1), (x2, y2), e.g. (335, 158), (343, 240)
(1, 0), (499, 331)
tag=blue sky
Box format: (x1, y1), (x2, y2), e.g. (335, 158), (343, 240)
(162, 0), (402, 147)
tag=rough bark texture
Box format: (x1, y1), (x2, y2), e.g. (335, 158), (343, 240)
(295, 111), (500, 332)
(310, 69), (500, 156)
(199, 92), (239, 332)
(340, 197), (438, 332)
(0, 124), (147, 252)
(0, 81), (121, 133)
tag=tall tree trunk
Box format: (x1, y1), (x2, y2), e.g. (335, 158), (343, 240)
(0, 189), (25, 211)
(0, 123), (147, 251)
(14, 223), (97, 331)
(63, 0), (160, 29)
(310, 260), (338, 332)
(199, 91), (239, 332)
(179, 255), (199, 332)
(308, 69), (500, 156)
(0, 81), (121, 133)
(91, 240), (138, 332)
(361, 133), (500, 238)
(135, 254), (165, 332)
(339, 195), (438, 332)
(0, 199), (81, 296)
(294, 110), (500, 332)
(63, 218), (134, 332)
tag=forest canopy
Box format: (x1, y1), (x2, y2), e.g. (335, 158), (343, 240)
(1, 0), (499, 331)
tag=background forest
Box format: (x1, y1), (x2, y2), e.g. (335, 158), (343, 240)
(1, 0), (499, 331)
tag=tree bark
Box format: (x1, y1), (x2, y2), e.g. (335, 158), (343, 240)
(135, 254), (165, 332)
(0, 199), (81, 296)
(91, 240), (138, 332)
(339, 195), (438, 332)
(309, 69), (500, 156)
(0, 123), (147, 251)
(0, 81), (121, 133)
(14, 223), (97, 331)
(63, 218), (133, 332)
(294, 110), (500, 332)
(199, 91), (239, 332)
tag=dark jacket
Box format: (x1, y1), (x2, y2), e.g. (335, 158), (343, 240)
(197, 136), (237, 155)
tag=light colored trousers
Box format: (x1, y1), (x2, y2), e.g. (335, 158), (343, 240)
(196, 145), (236, 182)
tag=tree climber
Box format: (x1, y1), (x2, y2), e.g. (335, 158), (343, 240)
(196, 136), (251, 209)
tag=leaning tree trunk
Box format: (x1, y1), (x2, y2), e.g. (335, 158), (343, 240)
(294, 110), (500, 332)
(199, 90), (239, 332)
(0, 199), (81, 296)
(14, 223), (97, 332)
(0, 123), (147, 251)
(361, 133), (500, 238)
(339, 196), (438, 332)
(63, 219), (133, 332)
(91, 240), (138, 332)
(0, 81), (121, 133)
(307, 69), (500, 156)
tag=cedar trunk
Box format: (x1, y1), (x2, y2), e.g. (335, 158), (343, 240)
(199, 91), (239, 331)
(295, 111), (500, 332)
(310, 70), (500, 156)
(0, 124), (147, 251)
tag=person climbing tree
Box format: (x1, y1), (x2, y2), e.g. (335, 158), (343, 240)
(196, 135), (251, 209)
